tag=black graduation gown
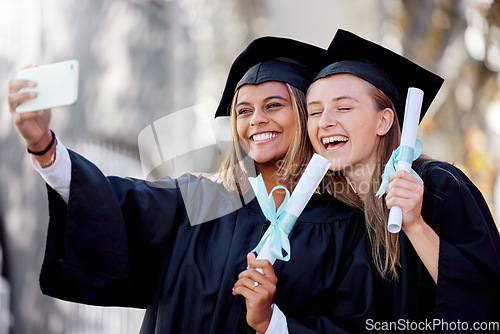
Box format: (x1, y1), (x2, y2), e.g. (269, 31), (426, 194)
(39, 151), (376, 333)
(376, 161), (500, 333)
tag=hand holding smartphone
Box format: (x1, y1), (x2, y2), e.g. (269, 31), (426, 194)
(16, 59), (79, 113)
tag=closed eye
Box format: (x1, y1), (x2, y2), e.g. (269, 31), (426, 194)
(308, 109), (323, 117)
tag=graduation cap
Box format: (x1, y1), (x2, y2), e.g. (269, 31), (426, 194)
(315, 29), (444, 126)
(215, 36), (325, 118)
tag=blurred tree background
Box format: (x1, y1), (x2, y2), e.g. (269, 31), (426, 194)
(385, 0), (500, 220)
(0, 0), (498, 333)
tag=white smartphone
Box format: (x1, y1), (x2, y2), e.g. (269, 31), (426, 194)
(16, 59), (80, 113)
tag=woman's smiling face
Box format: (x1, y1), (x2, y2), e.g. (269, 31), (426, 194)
(307, 73), (385, 174)
(236, 81), (295, 167)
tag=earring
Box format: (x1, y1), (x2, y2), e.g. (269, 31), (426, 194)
(379, 130), (383, 134)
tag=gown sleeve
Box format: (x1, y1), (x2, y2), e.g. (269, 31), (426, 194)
(421, 162), (500, 326)
(39, 150), (238, 308)
(38, 150), (378, 332)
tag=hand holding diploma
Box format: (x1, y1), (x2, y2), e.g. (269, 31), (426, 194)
(249, 154), (331, 269)
(376, 87), (424, 233)
(232, 252), (278, 333)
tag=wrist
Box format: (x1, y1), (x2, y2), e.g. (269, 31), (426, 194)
(36, 149), (57, 168)
(30, 131), (57, 168)
(255, 322), (271, 334)
(253, 309), (273, 334)
(26, 129), (54, 154)
(401, 216), (425, 236)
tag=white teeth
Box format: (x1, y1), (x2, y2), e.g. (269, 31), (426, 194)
(253, 132), (278, 142)
(322, 136), (348, 145)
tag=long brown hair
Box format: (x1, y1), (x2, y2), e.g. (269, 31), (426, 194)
(218, 82), (314, 194)
(322, 81), (402, 280)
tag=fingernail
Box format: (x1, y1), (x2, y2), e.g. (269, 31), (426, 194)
(29, 91), (37, 97)
(28, 81), (36, 87)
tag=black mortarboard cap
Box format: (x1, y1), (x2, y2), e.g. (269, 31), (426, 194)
(315, 29), (444, 125)
(215, 36), (325, 117)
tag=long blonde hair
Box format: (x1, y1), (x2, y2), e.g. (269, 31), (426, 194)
(322, 81), (402, 280)
(218, 82), (314, 194)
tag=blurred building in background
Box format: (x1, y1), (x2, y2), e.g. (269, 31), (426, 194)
(0, 0), (498, 333)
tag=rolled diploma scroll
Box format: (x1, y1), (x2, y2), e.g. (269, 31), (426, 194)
(256, 153), (331, 272)
(387, 87), (424, 233)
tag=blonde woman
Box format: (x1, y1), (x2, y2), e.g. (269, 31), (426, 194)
(307, 29), (500, 331)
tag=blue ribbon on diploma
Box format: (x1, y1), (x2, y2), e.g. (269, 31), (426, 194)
(248, 175), (298, 261)
(376, 139), (423, 198)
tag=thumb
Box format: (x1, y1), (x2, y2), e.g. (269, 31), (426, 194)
(247, 252), (256, 267)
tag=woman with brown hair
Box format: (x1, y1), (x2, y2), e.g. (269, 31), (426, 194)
(307, 29), (500, 332)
